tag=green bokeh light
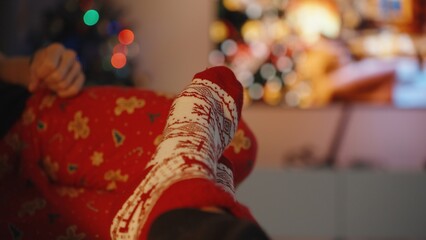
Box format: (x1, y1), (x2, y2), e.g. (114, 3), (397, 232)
(83, 9), (99, 26)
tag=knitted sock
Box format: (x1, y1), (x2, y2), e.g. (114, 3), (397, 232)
(111, 66), (243, 239)
(146, 66), (243, 172)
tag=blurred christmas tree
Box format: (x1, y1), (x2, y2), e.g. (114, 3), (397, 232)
(38, 0), (137, 86)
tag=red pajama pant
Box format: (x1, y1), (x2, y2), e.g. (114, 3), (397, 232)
(0, 86), (257, 239)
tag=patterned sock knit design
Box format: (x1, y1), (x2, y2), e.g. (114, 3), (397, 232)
(110, 66), (243, 240)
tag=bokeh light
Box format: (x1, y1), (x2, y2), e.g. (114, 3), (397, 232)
(241, 20), (263, 43)
(246, 3), (263, 19)
(223, 0), (244, 11)
(266, 76), (283, 92)
(111, 53), (127, 69)
(260, 63), (277, 80)
(264, 76), (284, 105)
(208, 50), (226, 66)
(271, 44), (287, 56)
(276, 56), (293, 73)
(118, 29), (135, 45)
(236, 70), (255, 88)
(285, 91), (300, 107)
(83, 9), (100, 26)
(249, 41), (269, 59)
(283, 71), (298, 86)
(220, 39), (238, 56)
(210, 20), (229, 43)
(248, 83), (264, 100)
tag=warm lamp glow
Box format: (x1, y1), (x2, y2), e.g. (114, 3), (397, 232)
(287, 0), (341, 44)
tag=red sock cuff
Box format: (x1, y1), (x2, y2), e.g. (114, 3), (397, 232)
(193, 66), (243, 119)
(141, 178), (256, 239)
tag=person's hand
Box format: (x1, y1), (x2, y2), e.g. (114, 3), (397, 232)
(29, 43), (85, 98)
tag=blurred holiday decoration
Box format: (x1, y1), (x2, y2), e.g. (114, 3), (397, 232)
(354, 0), (425, 33)
(39, 0), (138, 86)
(209, 0), (343, 107)
(210, 0), (426, 107)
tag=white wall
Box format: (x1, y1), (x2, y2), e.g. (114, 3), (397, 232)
(121, 0), (215, 93)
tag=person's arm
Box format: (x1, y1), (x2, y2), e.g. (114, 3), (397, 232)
(0, 43), (85, 98)
(0, 53), (31, 87)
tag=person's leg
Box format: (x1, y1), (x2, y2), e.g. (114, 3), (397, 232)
(146, 66), (243, 195)
(146, 65), (243, 171)
(222, 118), (258, 187)
(111, 66), (246, 239)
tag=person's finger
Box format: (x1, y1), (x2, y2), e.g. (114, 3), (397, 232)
(57, 72), (85, 98)
(28, 50), (46, 91)
(28, 73), (42, 92)
(31, 43), (65, 81)
(29, 44), (64, 91)
(44, 49), (77, 86)
(50, 61), (82, 91)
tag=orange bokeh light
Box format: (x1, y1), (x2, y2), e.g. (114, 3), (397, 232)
(111, 53), (127, 69)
